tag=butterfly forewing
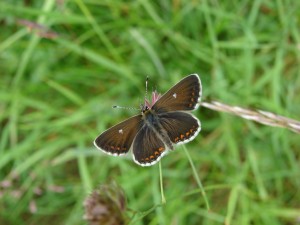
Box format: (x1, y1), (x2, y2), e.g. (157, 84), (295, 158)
(159, 112), (201, 145)
(152, 74), (201, 113)
(94, 115), (143, 155)
(133, 124), (167, 166)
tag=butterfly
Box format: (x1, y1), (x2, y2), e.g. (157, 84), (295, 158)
(94, 74), (202, 166)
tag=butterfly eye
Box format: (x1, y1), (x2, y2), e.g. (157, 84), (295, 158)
(142, 106), (149, 113)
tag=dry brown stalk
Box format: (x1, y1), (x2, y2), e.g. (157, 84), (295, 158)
(201, 101), (300, 134)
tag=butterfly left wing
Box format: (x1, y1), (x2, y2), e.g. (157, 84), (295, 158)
(158, 111), (201, 145)
(94, 115), (143, 155)
(133, 124), (168, 166)
(152, 74), (202, 113)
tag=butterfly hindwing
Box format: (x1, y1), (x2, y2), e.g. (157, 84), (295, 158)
(152, 74), (201, 113)
(94, 115), (143, 155)
(158, 111), (201, 145)
(133, 124), (168, 166)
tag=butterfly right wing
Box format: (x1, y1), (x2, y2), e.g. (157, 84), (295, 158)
(133, 124), (168, 166)
(152, 74), (202, 113)
(158, 111), (201, 145)
(94, 115), (143, 155)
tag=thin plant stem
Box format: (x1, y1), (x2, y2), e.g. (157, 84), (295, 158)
(159, 161), (166, 204)
(183, 145), (210, 210)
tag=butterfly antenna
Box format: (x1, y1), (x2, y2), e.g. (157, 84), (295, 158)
(145, 76), (149, 100)
(112, 105), (140, 111)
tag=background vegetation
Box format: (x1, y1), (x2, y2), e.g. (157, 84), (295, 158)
(0, 0), (300, 224)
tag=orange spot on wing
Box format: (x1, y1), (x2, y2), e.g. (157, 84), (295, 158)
(158, 147), (164, 152)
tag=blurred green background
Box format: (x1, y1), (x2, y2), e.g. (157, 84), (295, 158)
(1, 0), (300, 224)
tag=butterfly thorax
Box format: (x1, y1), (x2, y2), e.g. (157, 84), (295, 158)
(141, 92), (160, 124)
(141, 106), (174, 150)
(142, 108), (157, 123)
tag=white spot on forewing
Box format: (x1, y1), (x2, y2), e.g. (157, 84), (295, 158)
(173, 93), (177, 98)
(118, 129), (123, 134)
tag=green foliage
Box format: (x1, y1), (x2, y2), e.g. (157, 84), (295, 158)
(0, 0), (300, 224)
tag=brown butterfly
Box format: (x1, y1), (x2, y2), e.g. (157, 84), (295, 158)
(94, 74), (202, 166)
